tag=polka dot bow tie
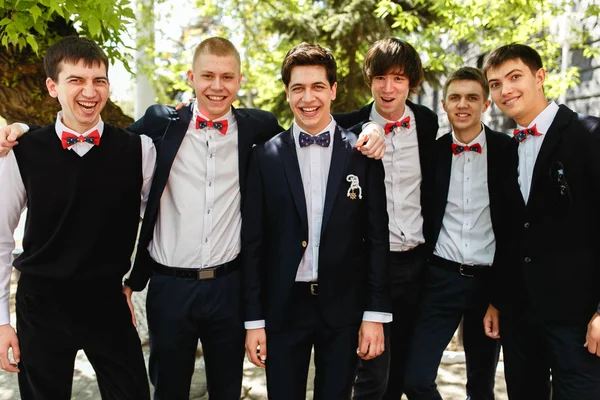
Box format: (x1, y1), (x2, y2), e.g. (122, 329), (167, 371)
(196, 116), (228, 135)
(384, 116), (411, 134)
(513, 124), (542, 143)
(61, 130), (100, 149)
(451, 143), (482, 155)
(299, 131), (331, 148)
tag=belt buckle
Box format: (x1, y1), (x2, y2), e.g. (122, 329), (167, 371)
(310, 283), (319, 296)
(197, 269), (216, 280)
(459, 264), (475, 278)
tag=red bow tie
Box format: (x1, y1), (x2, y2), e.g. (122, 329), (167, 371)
(196, 116), (228, 135)
(61, 130), (100, 149)
(384, 116), (411, 134)
(451, 143), (482, 155)
(513, 124), (542, 142)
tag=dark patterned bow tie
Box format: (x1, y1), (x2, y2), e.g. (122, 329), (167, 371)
(61, 130), (100, 149)
(451, 143), (482, 155)
(513, 124), (542, 142)
(196, 116), (228, 135)
(384, 116), (411, 134)
(299, 131), (331, 148)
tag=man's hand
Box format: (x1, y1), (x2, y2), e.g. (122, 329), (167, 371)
(0, 124), (26, 157)
(356, 123), (385, 160)
(0, 324), (20, 373)
(245, 328), (267, 368)
(584, 312), (600, 357)
(357, 321), (385, 360)
(122, 285), (137, 328)
(483, 304), (500, 339)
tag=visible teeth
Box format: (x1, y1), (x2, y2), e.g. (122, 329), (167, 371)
(302, 107), (317, 112)
(78, 101), (95, 108)
(208, 96), (225, 101)
(504, 97), (518, 105)
(457, 114), (469, 117)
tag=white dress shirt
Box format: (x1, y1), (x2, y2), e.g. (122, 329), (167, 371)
(0, 114), (156, 325)
(369, 106), (425, 252)
(148, 104), (241, 269)
(516, 101), (559, 204)
(434, 127), (495, 266)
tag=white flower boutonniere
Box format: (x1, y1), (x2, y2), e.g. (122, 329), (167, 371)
(346, 174), (362, 200)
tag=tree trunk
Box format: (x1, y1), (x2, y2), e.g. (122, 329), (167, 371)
(0, 19), (133, 127)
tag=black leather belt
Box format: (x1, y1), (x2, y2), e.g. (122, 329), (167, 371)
(430, 255), (491, 278)
(152, 258), (239, 280)
(294, 282), (319, 295)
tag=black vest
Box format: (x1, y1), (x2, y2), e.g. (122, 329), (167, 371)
(13, 124), (142, 288)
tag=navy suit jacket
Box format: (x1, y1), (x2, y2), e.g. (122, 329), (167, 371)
(497, 105), (600, 324)
(126, 104), (282, 290)
(431, 127), (518, 304)
(334, 100), (439, 249)
(242, 126), (391, 331)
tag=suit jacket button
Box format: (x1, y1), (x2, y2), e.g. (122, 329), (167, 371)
(524, 257), (532, 263)
(302, 241), (307, 248)
(524, 222), (530, 228)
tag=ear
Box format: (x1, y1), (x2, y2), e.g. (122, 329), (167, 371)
(285, 85), (290, 102)
(482, 99), (491, 113)
(187, 69), (194, 86)
(441, 99), (447, 113)
(330, 82), (337, 101)
(535, 67), (546, 89)
(46, 77), (58, 98)
(238, 72), (243, 86)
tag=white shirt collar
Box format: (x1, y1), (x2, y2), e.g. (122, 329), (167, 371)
(292, 116), (336, 149)
(54, 111), (104, 141)
(369, 103), (413, 130)
(451, 124), (486, 148)
(516, 101), (559, 135)
(192, 101), (234, 123)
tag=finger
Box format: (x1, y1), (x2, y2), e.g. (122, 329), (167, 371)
(0, 354), (19, 373)
(259, 340), (267, 364)
(11, 339), (20, 364)
(7, 130), (20, 142)
(355, 133), (368, 149)
(250, 344), (264, 368)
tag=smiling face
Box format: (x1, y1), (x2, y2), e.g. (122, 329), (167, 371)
(442, 79), (490, 141)
(371, 69), (410, 121)
(486, 58), (547, 127)
(46, 59), (109, 133)
(286, 65), (337, 135)
(187, 52), (242, 120)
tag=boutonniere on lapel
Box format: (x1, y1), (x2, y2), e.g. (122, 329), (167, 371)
(346, 174), (362, 200)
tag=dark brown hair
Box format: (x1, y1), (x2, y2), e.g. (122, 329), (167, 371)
(362, 37), (423, 93)
(281, 42), (337, 87)
(44, 36), (109, 82)
(483, 43), (543, 77)
(443, 66), (489, 100)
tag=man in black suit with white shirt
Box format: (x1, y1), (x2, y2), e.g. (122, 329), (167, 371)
(243, 42), (391, 400)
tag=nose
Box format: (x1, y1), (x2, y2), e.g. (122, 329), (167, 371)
(302, 88), (315, 103)
(457, 97), (468, 108)
(383, 77), (393, 92)
(501, 81), (512, 97)
(81, 80), (96, 98)
(211, 77), (223, 90)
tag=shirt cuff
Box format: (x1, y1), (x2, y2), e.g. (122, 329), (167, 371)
(16, 123), (29, 134)
(245, 320), (266, 329)
(363, 311), (393, 323)
(361, 121), (385, 140)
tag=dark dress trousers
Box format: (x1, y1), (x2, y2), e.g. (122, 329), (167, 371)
(494, 105), (600, 400)
(403, 127), (517, 400)
(125, 104), (281, 400)
(242, 126), (391, 400)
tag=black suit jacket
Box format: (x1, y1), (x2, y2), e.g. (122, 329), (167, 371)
(498, 105), (600, 325)
(126, 104), (282, 290)
(431, 127), (518, 302)
(242, 126), (391, 331)
(334, 100), (439, 248)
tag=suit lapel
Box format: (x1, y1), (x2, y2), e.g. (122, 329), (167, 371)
(234, 107), (253, 195)
(528, 106), (571, 204)
(434, 133), (453, 224)
(322, 126), (350, 233)
(141, 105), (191, 240)
(281, 129), (309, 234)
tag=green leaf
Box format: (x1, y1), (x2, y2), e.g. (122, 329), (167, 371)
(0, 17), (11, 26)
(30, 5), (43, 23)
(87, 15), (101, 38)
(25, 34), (38, 53)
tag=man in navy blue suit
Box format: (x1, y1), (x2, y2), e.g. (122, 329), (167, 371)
(242, 42), (391, 400)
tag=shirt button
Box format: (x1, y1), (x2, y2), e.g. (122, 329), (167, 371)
(524, 222), (530, 228)
(302, 241), (307, 248)
(204, 238), (208, 243)
(207, 209), (211, 214)
(524, 257), (532, 263)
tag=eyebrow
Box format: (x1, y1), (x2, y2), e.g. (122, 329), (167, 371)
(289, 81), (328, 89)
(488, 68), (522, 83)
(65, 75), (108, 80)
